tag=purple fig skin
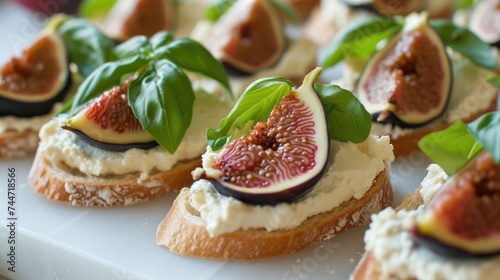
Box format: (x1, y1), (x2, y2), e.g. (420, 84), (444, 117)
(409, 224), (500, 259)
(62, 126), (158, 152)
(203, 156), (329, 205)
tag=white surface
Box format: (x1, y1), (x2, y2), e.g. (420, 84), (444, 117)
(0, 2), (433, 279)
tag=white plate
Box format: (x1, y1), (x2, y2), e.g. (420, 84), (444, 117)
(0, 3), (433, 279)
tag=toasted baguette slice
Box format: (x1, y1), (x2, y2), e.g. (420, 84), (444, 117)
(156, 168), (393, 260)
(389, 96), (498, 157)
(350, 187), (424, 280)
(28, 151), (202, 207)
(0, 130), (39, 159)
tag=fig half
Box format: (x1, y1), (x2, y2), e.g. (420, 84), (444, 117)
(101, 0), (174, 41)
(63, 79), (156, 152)
(356, 12), (452, 128)
(411, 152), (500, 258)
(206, 0), (285, 74)
(469, 0), (500, 47)
(199, 68), (329, 205)
(0, 30), (71, 117)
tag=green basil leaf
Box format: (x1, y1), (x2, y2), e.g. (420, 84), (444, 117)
(467, 111), (500, 164)
(113, 35), (150, 60)
(207, 77), (294, 150)
(205, 0), (236, 22)
(322, 18), (403, 68)
(79, 0), (117, 18)
(430, 20), (498, 71)
(149, 31), (175, 50)
(314, 84), (372, 143)
(269, 0), (301, 24)
(58, 18), (115, 77)
(128, 60), (195, 154)
(487, 75), (500, 86)
(418, 121), (483, 175)
(455, 0), (474, 10)
(59, 55), (149, 118)
(154, 37), (233, 102)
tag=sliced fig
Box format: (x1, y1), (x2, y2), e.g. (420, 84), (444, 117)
(0, 31), (71, 118)
(197, 68), (329, 205)
(469, 0), (500, 47)
(356, 12), (452, 128)
(101, 0), (174, 41)
(63, 79), (156, 152)
(206, 0), (285, 74)
(372, 0), (426, 17)
(411, 152), (500, 257)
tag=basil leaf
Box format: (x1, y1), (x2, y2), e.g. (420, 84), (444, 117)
(314, 84), (372, 143)
(430, 20), (498, 71)
(467, 111), (500, 164)
(322, 18), (403, 68)
(154, 38), (233, 102)
(207, 77), (294, 150)
(113, 35), (150, 60)
(205, 0), (236, 22)
(58, 18), (115, 77)
(129, 60), (195, 154)
(60, 55), (149, 117)
(79, 0), (117, 18)
(149, 31), (175, 50)
(487, 75), (500, 86)
(418, 121), (483, 175)
(269, 0), (301, 24)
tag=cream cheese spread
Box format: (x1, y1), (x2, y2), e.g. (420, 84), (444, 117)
(0, 103), (60, 134)
(189, 135), (394, 236)
(364, 164), (500, 280)
(38, 91), (232, 180)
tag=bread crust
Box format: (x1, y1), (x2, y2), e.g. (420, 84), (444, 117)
(390, 97), (498, 157)
(350, 187), (424, 279)
(28, 151), (202, 207)
(156, 168), (393, 259)
(0, 130), (39, 159)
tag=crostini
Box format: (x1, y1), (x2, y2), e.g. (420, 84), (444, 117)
(322, 12), (499, 157)
(156, 67), (395, 259)
(0, 17), (112, 158)
(28, 31), (234, 207)
(189, 0), (319, 97)
(352, 111), (500, 279)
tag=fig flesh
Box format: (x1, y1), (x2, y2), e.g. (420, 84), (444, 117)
(411, 152), (500, 257)
(469, 0), (500, 47)
(199, 68), (329, 205)
(101, 0), (174, 41)
(0, 31), (71, 117)
(64, 79), (156, 152)
(206, 0), (285, 74)
(356, 12), (452, 128)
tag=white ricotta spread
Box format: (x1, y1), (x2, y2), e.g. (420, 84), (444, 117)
(189, 135), (394, 236)
(38, 91), (232, 179)
(190, 20), (318, 97)
(364, 164), (500, 280)
(0, 103), (61, 134)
